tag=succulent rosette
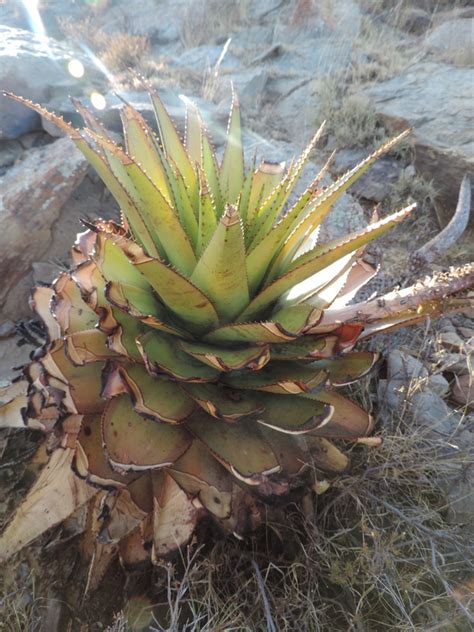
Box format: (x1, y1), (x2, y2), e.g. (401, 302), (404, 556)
(0, 88), (472, 582)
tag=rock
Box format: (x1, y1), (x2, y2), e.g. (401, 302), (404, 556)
(387, 350), (429, 383)
(0, 335), (32, 381)
(411, 390), (456, 433)
(451, 375), (474, 409)
(95, 0), (186, 43)
(0, 26), (103, 140)
(249, 0), (285, 22)
(362, 63), (474, 224)
(426, 18), (474, 66)
(427, 373), (450, 398)
(0, 137), (88, 317)
(438, 330), (467, 351)
(432, 351), (471, 375)
(32, 262), (60, 286)
(399, 8), (431, 34)
(170, 44), (240, 72)
(0, 139), (22, 173)
(332, 149), (401, 202)
(0, 320), (15, 339)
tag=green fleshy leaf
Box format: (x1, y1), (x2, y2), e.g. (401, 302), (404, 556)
(137, 331), (219, 382)
(105, 281), (187, 338)
(191, 204), (249, 323)
(149, 89), (196, 187)
(180, 339), (270, 371)
(117, 364), (196, 424)
(240, 204), (416, 322)
(307, 390), (374, 438)
(313, 351), (379, 386)
(220, 92), (244, 204)
(187, 412), (280, 484)
(102, 395), (191, 470)
(203, 304), (321, 345)
(256, 392), (333, 434)
(245, 161), (286, 231)
(268, 130), (411, 277)
(74, 414), (138, 487)
(132, 254), (219, 335)
(223, 362), (327, 394)
(168, 441), (232, 518)
(181, 383), (264, 421)
(65, 329), (119, 366)
(304, 436), (350, 473)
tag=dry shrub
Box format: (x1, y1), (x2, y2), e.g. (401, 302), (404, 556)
(180, 0), (250, 48)
(100, 33), (150, 73)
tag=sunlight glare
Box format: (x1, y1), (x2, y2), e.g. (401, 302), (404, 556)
(68, 59), (85, 79)
(90, 91), (107, 110)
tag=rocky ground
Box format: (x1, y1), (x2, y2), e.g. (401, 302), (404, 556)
(0, 0), (472, 630)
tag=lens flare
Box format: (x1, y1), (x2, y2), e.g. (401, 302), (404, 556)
(68, 59), (85, 79)
(20, 0), (46, 39)
(90, 91), (107, 110)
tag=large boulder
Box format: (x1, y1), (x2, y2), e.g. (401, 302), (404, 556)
(425, 18), (474, 66)
(362, 62), (474, 223)
(0, 137), (88, 317)
(0, 26), (103, 139)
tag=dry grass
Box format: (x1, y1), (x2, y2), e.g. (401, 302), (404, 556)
(180, 0), (251, 49)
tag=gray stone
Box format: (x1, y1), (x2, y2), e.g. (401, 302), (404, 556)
(362, 63), (474, 224)
(387, 350), (429, 383)
(0, 335), (32, 382)
(171, 45), (240, 72)
(399, 8), (431, 34)
(411, 390), (456, 433)
(0, 137), (88, 317)
(332, 149), (401, 202)
(0, 320), (15, 339)
(0, 26), (103, 140)
(32, 262), (60, 286)
(0, 140), (22, 171)
(426, 18), (474, 66)
(427, 373), (450, 398)
(447, 466), (474, 526)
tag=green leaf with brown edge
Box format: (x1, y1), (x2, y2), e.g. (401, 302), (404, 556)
(119, 103), (173, 204)
(258, 427), (310, 476)
(270, 335), (340, 361)
(313, 351), (379, 386)
(245, 161), (286, 231)
(247, 122), (326, 254)
(201, 130), (223, 216)
(86, 130), (197, 275)
(115, 363), (196, 424)
(105, 281), (188, 339)
(74, 414), (138, 488)
(184, 98), (202, 165)
(268, 130), (411, 277)
(306, 390), (374, 438)
(186, 411), (280, 485)
(53, 273), (98, 335)
(256, 392), (334, 434)
(239, 204), (416, 322)
(31, 286), (61, 341)
(106, 308), (144, 362)
(65, 329), (119, 366)
(94, 231), (150, 290)
(41, 339), (105, 414)
(179, 339), (270, 372)
(223, 361), (327, 394)
(220, 91), (244, 204)
(137, 331), (220, 382)
(148, 88), (196, 188)
(131, 254), (220, 335)
(196, 166), (218, 256)
(102, 394), (192, 471)
(168, 441), (232, 519)
(203, 303), (321, 345)
(191, 204), (249, 323)
(181, 383), (264, 421)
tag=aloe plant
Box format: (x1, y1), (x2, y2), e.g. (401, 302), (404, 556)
(0, 89), (472, 584)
